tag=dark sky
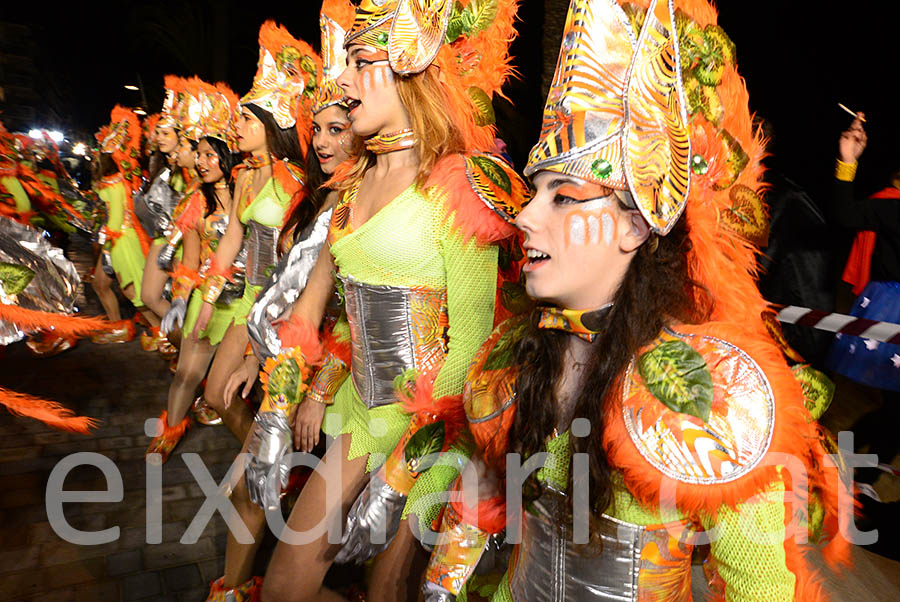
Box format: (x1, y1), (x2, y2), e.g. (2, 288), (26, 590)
(5, 0), (900, 202)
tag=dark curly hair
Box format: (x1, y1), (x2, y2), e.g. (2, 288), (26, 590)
(199, 136), (241, 217)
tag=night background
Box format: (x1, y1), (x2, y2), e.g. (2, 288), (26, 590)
(2, 0), (899, 209)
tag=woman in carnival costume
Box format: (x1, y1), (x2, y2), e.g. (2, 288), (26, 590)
(191, 21), (322, 442)
(418, 1), (850, 601)
(90, 105), (156, 343)
(133, 76), (192, 353)
(204, 5), (363, 599)
(145, 82), (242, 463)
(260, 1), (527, 600)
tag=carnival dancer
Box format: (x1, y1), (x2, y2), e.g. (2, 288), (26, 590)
(144, 82), (242, 463)
(140, 76), (211, 355)
(418, 1), (849, 601)
(204, 4), (362, 600)
(260, 1), (526, 600)
(90, 106), (155, 343)
(191, 22), (322, 443)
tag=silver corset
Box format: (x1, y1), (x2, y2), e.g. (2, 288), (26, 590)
(244, 220), (279, 286)
(340, 275), (448, 408)
(510, 495), (692, 602)
(133, 168), (182, 238)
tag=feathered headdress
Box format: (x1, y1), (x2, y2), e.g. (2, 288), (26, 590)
(199, 81), (240, 151)
(312, 0), (356, 115)
(526, 0), (769, 329)
(160, 76), (182, 129)
(241, 20), (322, 153)
(176, 77), (207, 142)
(97, 105), (142, 187)
(344, 0), (519, 152)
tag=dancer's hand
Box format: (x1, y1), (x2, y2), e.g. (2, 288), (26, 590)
(224, 355), (259, 409)
(192, 302), (214, 339)
(160, 297), (187, 336)
(292, 399), (325, 453)
(839, 113), (867, 163)
(335, 470), (406, 565)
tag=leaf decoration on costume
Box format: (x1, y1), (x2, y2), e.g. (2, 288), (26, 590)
(791, 364), (835, 421)
(676, 16), (735, 87)
(467, 86), (496, 126)
(637, 340), (714, 423)
(470, 155), (512, 195)
(445, 0), (498, 42)
(499, 281), (531, 315)
(266, 356), (302, 405)
(405, 420), (445, 473)
(0, 262), (35, 296)
(683, 73), (724, 125)
(712, 129), (749, 190)
(482, 318), (527, 372)
(722, 184), (769, 247)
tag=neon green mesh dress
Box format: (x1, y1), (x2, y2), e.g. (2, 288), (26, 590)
(97, 175), (146, 307)
(315, 181), (498, 521)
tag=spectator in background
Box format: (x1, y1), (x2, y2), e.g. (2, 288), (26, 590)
(827, 112), (900, 485)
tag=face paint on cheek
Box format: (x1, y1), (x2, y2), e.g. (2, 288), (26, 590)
(563, 198), (618, 248)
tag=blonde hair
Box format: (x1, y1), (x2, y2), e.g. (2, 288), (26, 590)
(330, 65), (492, 191)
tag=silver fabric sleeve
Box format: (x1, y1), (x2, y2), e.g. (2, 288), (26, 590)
(334, 474), (407, 565)
(133, 168), (182, 238)
(156, 229), (182, 271)
(0, 217), (81, 344)
(244, 411), (294, 511)
(247, 208), (333, 360)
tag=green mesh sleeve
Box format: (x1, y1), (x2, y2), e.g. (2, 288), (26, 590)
(701, 483), (796, 602)
(432, 231), (498, 399)
(98, 182), (125, 232)
(1, 176), (31, 213)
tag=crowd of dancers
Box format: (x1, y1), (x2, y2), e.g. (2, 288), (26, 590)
(3, 0), (882, 600)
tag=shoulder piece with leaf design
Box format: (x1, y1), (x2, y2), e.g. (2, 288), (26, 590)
(620, 325), (776, 486)
(425, 153), (528, 246)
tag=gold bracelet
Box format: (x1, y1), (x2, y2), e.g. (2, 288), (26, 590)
(200, 275), (226, 304)
(835, 160), (857, 182)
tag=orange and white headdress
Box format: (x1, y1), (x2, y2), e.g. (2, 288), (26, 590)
(176, 77), (207, 142)
(529, 0), (770, 327)
(159, 76), (182, 129)
(241, 22), (321, 131)
(199, 82), (239, 151)
(96, 105), (142, 185)
(312, 0), (355, 115)
(344, 0), (519, 150)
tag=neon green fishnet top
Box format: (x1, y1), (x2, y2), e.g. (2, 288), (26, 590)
(322, 183), (499, 467)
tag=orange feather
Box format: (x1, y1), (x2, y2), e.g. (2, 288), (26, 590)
(0, 386), (98, 433)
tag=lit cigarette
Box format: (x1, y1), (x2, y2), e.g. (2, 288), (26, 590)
(838, 103), (866, 122)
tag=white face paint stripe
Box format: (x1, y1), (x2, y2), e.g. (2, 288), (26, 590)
(587, 214), (600, 245)
(374, 66), (384, 88)
(569, 214), (585, 246)
(361, 71), (372, 95)
(601, 213), (615, 246)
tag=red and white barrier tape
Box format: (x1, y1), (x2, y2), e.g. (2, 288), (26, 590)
(776, 305), (900, 345)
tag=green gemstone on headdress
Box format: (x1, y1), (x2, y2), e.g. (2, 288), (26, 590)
(690, 153), (709, 175)
(376, 31), (389, 46)
(591, 158), (612, 179)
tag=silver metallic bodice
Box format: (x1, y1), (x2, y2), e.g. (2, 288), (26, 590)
(133, 168), (182, 238)
(209, 214), (247, 305)
(509, 494), (692, 602)
(340, 275), (447, 408)
(247, 208), (333, 360)
(244, 220), (279, 286)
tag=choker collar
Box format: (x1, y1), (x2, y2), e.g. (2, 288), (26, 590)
(537, 304), (613, 342)
(245, 155), (272, 169)
(365, 128), (416, 154)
